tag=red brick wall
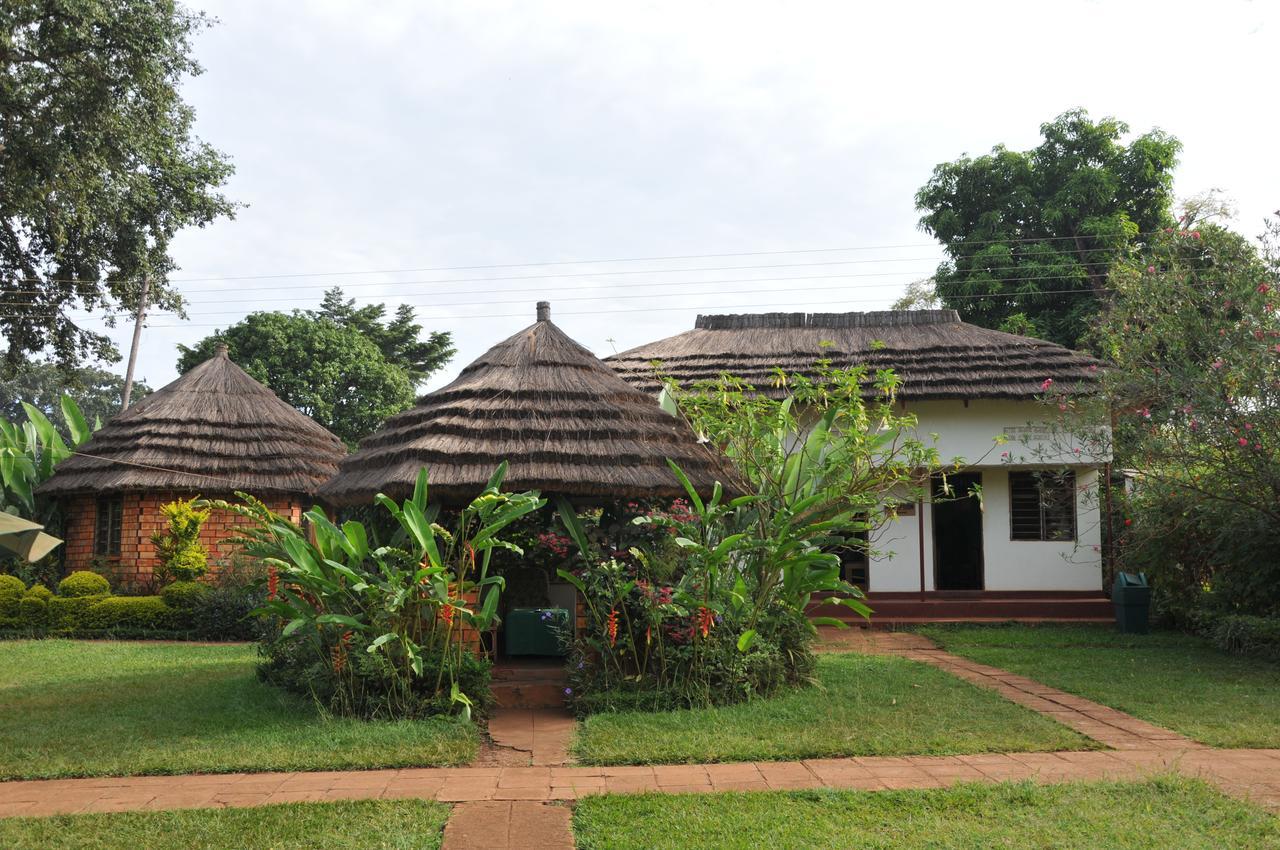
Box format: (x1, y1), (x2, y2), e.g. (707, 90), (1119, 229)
(62, 492), (305, 589)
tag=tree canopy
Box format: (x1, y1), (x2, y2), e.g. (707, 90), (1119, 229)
(176, 293), (454, 445)
(0, 0), (236, 372)
(915, 110), (1181, 349)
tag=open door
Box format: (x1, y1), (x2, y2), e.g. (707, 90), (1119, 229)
(932, 472), (984, 591)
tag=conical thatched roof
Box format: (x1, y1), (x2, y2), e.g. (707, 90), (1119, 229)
(318, 303), (737, 507)
(607, 310), (1102, 400)
(38, 346), (347, 497)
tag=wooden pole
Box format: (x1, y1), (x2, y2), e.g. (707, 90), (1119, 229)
(121, 274), (149, 411)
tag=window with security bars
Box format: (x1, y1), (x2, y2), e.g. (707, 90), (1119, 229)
(1009, 471), (1076, 541)
(94, 496), (124, 556)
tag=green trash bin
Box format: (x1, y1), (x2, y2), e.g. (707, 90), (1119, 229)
(1112, 572), (1151, 634)
(504, 607), (569, 656)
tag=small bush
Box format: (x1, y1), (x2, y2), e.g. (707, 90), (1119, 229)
(1201, 613), (1280, 663)
(58, 570), (111, 598)
(0, 574), (25, 601)
(81, 596), (183, 631)
(152, 498), (211, 582)
(24, 584), (53, 601)
(18, 594), (48, 627)
(161, 580), (208, 609)
(188, 583), (264, 640)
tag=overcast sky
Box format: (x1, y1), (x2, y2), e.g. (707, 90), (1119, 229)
(82, 0), (1278, 392)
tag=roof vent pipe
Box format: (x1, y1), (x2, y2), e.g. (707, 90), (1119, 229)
(536, 301), (550, 322)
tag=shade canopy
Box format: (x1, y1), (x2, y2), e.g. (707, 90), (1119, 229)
(38, 345), (347, 497)
(606, 310), (1102, 399)
(0, 513), (63, 562)
(318, 303), (738, 507)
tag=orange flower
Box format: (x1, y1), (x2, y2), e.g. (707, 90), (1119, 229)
(439, 604), (455, 627)
(607, 609), (619, 646)
(697, 607), (713, 639)
(267, 566), (278, 601)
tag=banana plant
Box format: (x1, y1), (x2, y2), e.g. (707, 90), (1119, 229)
(1, 396), (91, 520)
(209, 463), (544, 719)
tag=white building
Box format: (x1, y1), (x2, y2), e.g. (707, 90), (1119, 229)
(607, 310), (1113, 622)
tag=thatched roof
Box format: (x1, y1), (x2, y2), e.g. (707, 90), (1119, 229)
(318, 303), (737, 507)
(38, 345), (347, 497)
(607, 310), (1102, 400)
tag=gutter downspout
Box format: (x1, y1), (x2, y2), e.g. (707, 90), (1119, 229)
(918, 497), (926, 601)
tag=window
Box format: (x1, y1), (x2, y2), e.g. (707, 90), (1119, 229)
(94, 496), (124, 556)
(1009, 471), (1076, 541)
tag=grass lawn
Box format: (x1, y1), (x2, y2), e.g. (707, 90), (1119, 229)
(0, 640), (477, 780)
(573, 777), (1280, 850)
(0, 799), (450, 850)
(572, 652), (1089, 765)
(917, 624), (1280, 749)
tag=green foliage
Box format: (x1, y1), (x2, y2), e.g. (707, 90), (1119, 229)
(175, 310), (421, 445)
(17, 593), (47, 627)
(151, 497), (211, 582)
(57, 570), (111, 598)
(1076, 219), (1280, 616)
(312, 287), (456, 386)
(1199, 614), (1280, 664)
(161, 579), (209, 609)
(916, 109), (1180, 349)
(566, 362), (940, 710)
(0, 574), (24, 605)
(24, 583), (52, 601)
(0, 363), (147, 430)
(0, 0), (236, 370)
(0, 395), (91, 520)
(47, 595), (106, 630)
(80, 596), (180, 631)
(208, 464), (545, 720)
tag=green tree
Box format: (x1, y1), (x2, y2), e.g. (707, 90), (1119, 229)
(176, 312), (416, 445)
(0, 362), (149, 429)
(0, 0), (236, 372)
(311, 288), (454, 386)
(916, 110), (1180, 349)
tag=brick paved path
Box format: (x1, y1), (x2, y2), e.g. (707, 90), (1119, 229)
(487, 708), (576, 767)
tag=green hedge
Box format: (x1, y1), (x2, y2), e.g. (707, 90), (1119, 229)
(81, 596), (182, 631)
(58, 570), (111, 598)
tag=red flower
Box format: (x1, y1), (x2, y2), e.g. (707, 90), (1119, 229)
(697, 607), (713, 639)
(439, 604), (455, 627)
(267, 566), (279, 601)
(607, 609), (619, 646)
(1124, 518), (1132, 526)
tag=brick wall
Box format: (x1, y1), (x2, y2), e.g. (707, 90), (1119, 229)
(61, 491), (305, 589)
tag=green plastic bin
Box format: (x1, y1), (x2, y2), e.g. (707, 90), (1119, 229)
(504, 607), (569, 656)
(1112, 572), (1151, 634)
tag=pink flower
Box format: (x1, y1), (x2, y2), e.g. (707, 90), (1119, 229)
(1088, 364), (1098, 372)
(1000, 451), (1010, 460)
(1189, 420), (1199, 431)
(1245, 423), (1254, 430)
(1040, 378), (1053, 391)
(1239, 437), (1249, 446)
(1138, 407), (1151, 419)
(1192, 231), (1201, 239)
(1211, 359), (1225, 370)
(1260, 283), (1272, 294)
(1146, 265), (1156, 274)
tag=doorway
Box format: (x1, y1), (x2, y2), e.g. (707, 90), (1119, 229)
(932, 472), (984, 591)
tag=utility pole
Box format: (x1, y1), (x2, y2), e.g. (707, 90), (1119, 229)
(121, 274), (150, 411)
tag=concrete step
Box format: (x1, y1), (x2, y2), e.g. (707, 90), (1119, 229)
(491, 680), (568, 710)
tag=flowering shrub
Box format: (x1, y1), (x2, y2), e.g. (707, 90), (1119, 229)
(560, 361), (939, 712)
(152, 497), (211, 583)
(209, 463), (544, 720)
(1069, 217), (1280, 616)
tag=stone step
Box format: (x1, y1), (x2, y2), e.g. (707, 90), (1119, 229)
(491, 680), (568, 710)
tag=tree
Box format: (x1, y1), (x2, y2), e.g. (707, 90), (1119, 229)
(891, 278), (940, 311)
(915, 110), (1181, 349)
(1, 0), (236, 372)
(176, 312), (417, 445)
(311, 288), (454, 386)
(0, 362), (149, 429)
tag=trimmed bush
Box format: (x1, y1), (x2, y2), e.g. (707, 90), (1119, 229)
(47, 595), (106, 630)
(18, 594), (48, 627)
(58, 570), (111, 598)
(161, 580), (209, 610)
(0, 575), (25, 621)
(82, 596), (182, 632)
(24, 584), (53, 601)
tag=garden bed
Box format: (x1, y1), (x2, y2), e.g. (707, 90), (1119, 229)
(572, 777), (1279, 850)
(0, 799), (450, 850)
(572, 652), (1090, 765)
(0, 641), (477, 780)
(917, 624), (1280, 748)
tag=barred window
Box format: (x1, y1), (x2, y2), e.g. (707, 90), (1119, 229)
(1009, 471), (1076, 542)
(94, 496), (124, 556)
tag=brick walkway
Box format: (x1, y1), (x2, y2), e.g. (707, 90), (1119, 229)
(443, 801), (573, 849)
(487, 708), (576, 767)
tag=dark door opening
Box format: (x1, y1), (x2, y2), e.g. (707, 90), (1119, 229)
(932, 472), (984, 591)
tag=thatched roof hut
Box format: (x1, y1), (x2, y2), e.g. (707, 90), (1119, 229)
(38, 345), (347, 497)
(606, 310), (1102, 399)
(318, 303), (737, 507)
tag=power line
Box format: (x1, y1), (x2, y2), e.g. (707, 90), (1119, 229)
(0, 229), (1170, 288)
(31, 287), (1110, 330)
(0, 272), (1114, 320)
